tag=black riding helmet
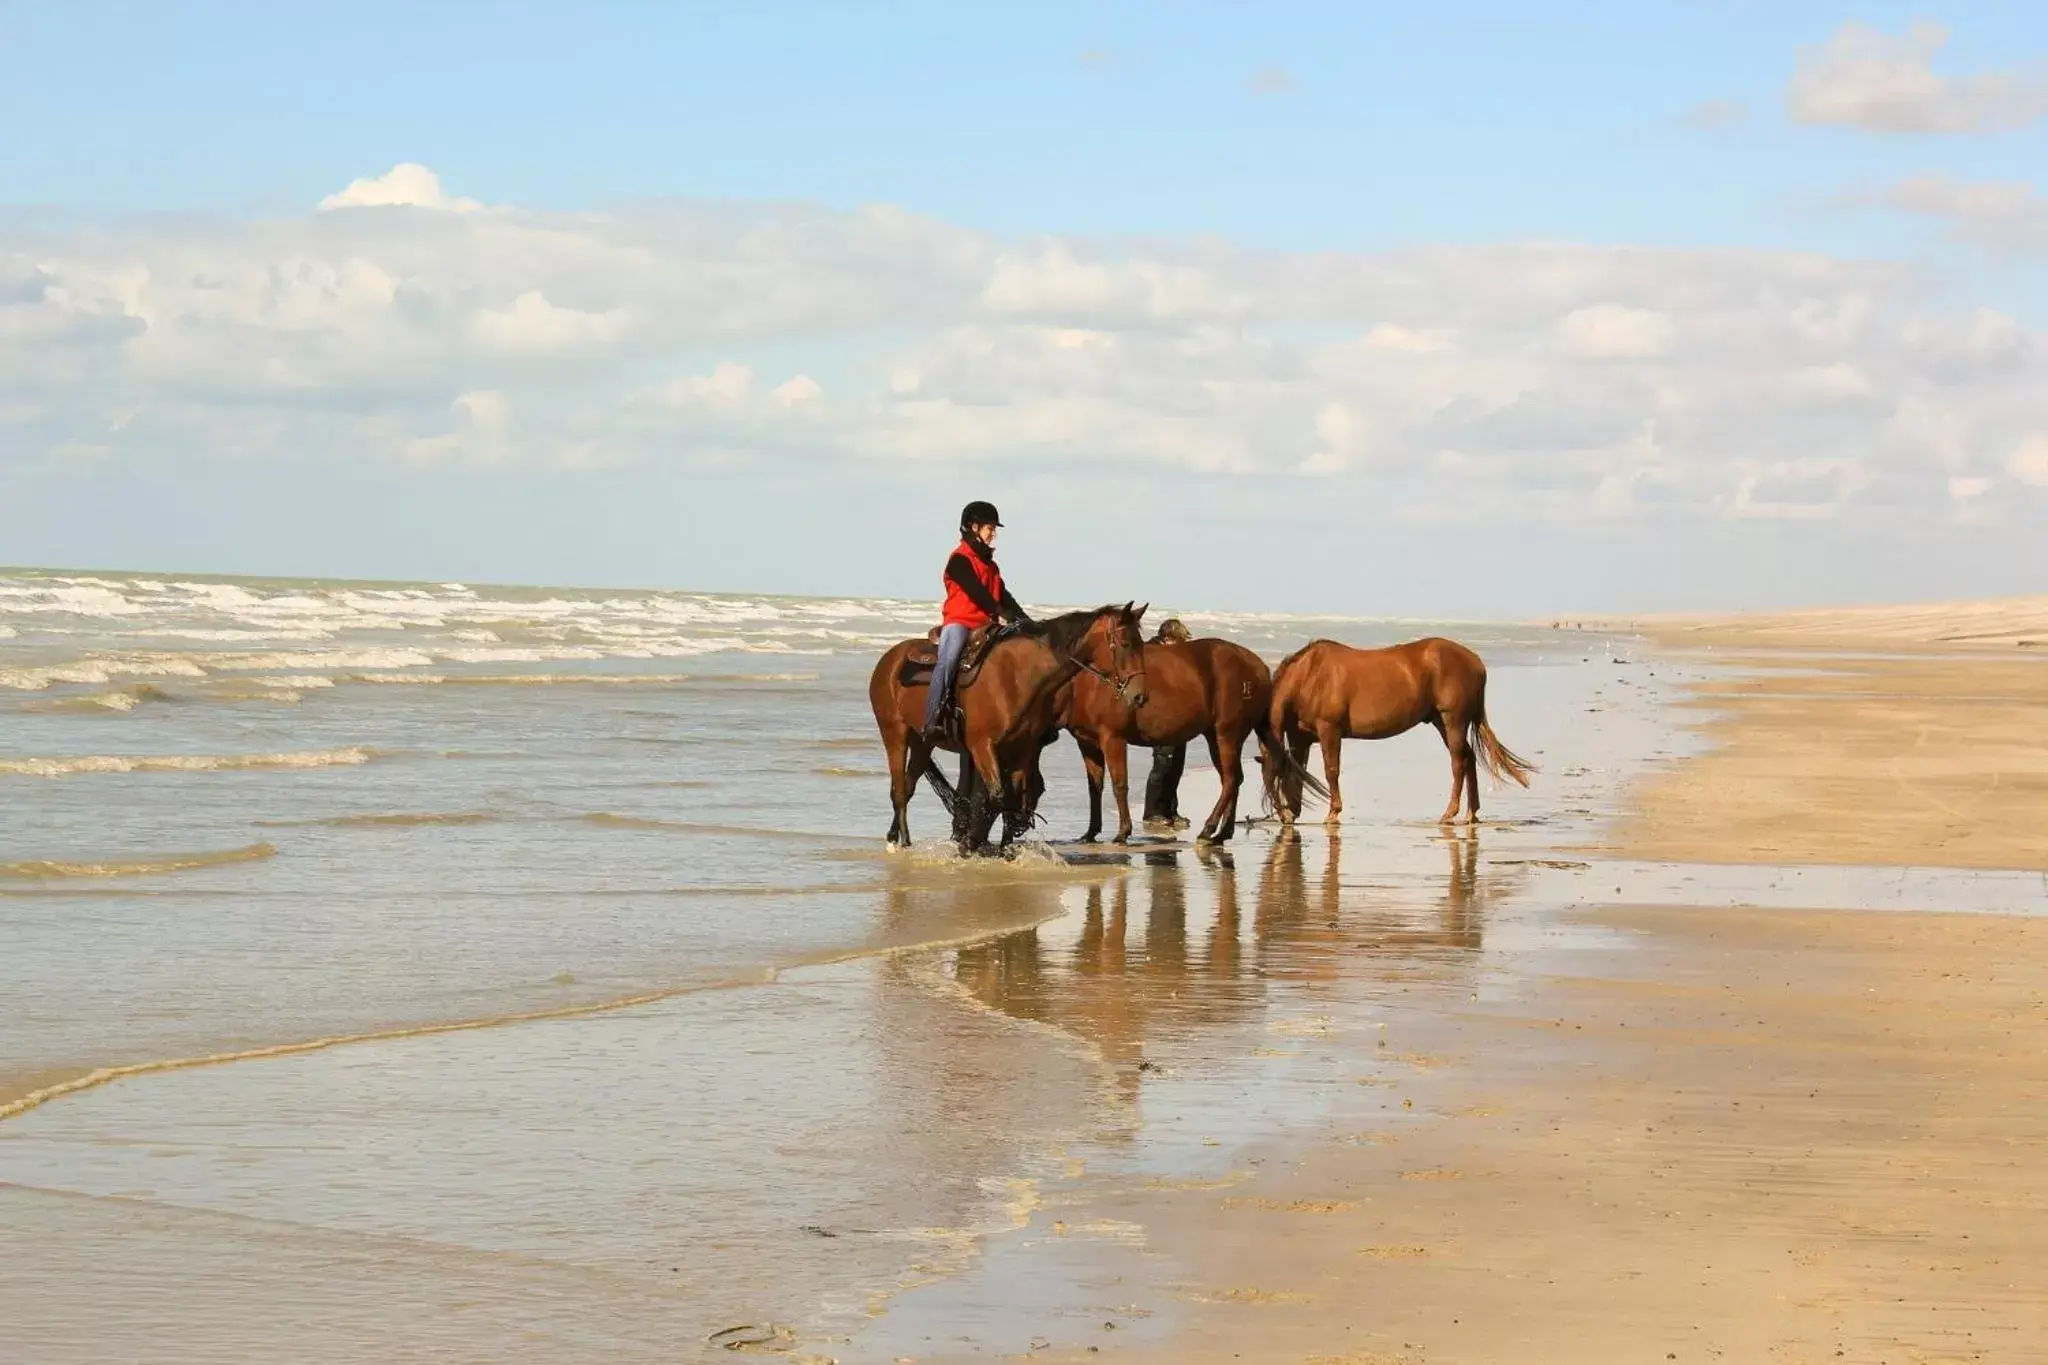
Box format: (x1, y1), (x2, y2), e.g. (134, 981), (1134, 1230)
(959, 500), (1003, 535)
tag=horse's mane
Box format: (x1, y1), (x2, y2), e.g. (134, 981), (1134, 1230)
(1018, 603), (1135, 657)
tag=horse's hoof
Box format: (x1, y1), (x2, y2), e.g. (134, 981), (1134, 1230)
(1111, 833), (1130, 846)
(1077, 833), (1098, 844)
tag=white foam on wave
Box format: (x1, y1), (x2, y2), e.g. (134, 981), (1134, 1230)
(0, 655), (210, 691)
(205, 648), (438, 673)
(0, 746), (381, 778)
(0, 571), (966, 682)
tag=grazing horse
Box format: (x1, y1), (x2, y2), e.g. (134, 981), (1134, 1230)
(1264, 637), (1534, 827)
(869, 604), (1149, 854)
(1056, 629), (1325, 846)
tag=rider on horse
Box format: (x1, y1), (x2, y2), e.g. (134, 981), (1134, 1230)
(922, 500), (1032, 744)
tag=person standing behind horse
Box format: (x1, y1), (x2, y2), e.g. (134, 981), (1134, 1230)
(922, 500), (1033, 744)
(1141, 617), (1193, 827)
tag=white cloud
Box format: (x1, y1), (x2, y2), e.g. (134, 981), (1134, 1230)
(1788, 22), (2048, 133)
(319, 163), (485, 213)
(4, 164), (2047, 532)
(2010, 435), (2048, 486)
(1558, 304), (1674, 360)
(645, 361), (756, 410)
(470, 290), (629, 355)
(771, 374), (824, 407)
(404, 390), (511, 464)
(1872, 174), (2048, 254)
(982, 244), (1248, 322)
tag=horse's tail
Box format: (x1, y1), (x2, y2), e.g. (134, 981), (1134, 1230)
(1472, 690), (1536, 789)
(1266, 647), (1329, 811)
(1255, 713), (1328, 813)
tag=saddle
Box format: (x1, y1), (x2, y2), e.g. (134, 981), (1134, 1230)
(898, 624), (1002, 691)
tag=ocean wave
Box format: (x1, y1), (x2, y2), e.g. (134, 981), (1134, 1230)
(0, 842), (276, 879)
(255, 811), (501, 828)
(818, 766), (885, 779)
(344, 670), (820, 687)
(206, 648), (438, 674)
(0, 746), (382, 778)
(30, 684), (175, 713)
(577, 813), (871, 845)
(0, 656), (208, 690)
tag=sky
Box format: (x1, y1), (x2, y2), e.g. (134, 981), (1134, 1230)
(2, 1), (2045, 616)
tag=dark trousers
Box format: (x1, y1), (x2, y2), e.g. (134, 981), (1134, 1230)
(1143, 742), (1186, 822)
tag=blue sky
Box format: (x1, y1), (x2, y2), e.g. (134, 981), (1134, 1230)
(2, 3), (2045, 613)
(6, 1), (2043, 252)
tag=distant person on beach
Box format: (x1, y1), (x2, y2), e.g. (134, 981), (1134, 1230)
(1142, 617), (1193, 828)
(922, 500), (1032, 743)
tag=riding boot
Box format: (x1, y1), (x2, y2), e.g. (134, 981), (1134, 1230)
(920, 682), (954, 746)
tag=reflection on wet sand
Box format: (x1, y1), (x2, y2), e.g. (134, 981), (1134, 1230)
(945, 830), (1525, 1107)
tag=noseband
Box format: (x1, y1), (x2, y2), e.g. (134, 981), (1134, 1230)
(1069, 623), (1143, 708)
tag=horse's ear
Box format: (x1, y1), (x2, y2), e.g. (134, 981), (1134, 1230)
(1134, 602), (1149, 623)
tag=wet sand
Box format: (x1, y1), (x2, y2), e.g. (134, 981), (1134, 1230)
(1019, 901), (2048, 1365)
(962, 613), (2048, 1365)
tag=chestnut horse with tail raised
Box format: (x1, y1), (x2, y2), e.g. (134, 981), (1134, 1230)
(1264, 637), (1535, 827)
(870, 604), (1149, 855)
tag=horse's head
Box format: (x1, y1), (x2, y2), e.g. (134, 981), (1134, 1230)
(1086, 601), (1149, 710)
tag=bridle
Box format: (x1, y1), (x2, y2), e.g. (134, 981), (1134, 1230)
(1068, 619), (1144, 708)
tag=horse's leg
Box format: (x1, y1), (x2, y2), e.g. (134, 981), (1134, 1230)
(999, 755), (1036, 850)
(1430, 715), (1464, 826)
(1461, 715), (1482, 826)
(1106, 735), (1134, 844)
(1449, 720), (1482, 826)
(884, 724), (915, 846)
(952, 756), (981, 849)
(965, 738), (1006, 855)
(1458, 720), (1474, 826)
(1280, 733), (1312, 825)
(1075, 734), (1106, 842)
(1196, 730), (1244, 845)
(1316, 724), (1344, 826)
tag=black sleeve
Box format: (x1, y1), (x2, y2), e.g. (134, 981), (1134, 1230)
(999, 586), (1028, 622)
(945, 553), (1004, 618)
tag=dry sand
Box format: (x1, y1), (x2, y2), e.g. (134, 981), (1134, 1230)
(1549, 594), (2048, 653)
(1608, 653), (2048, 871)
(1013, 601), (2048, 1365)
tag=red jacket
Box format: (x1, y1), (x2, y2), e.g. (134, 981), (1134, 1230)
(942, 539), (1006, 629)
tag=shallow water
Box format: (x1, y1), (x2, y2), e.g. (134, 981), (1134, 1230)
(8, 569), (2038, 1361)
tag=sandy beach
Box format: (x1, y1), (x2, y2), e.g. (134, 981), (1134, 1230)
(980, 599), (2048, 1365)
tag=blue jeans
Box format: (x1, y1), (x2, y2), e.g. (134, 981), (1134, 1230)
(921, 623), (971, 733)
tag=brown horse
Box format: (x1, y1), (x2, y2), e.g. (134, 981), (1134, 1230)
(869, 603), (1149, 854)
(1056, 630), (1324, 846)
(1264, 637), (1534, 826)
